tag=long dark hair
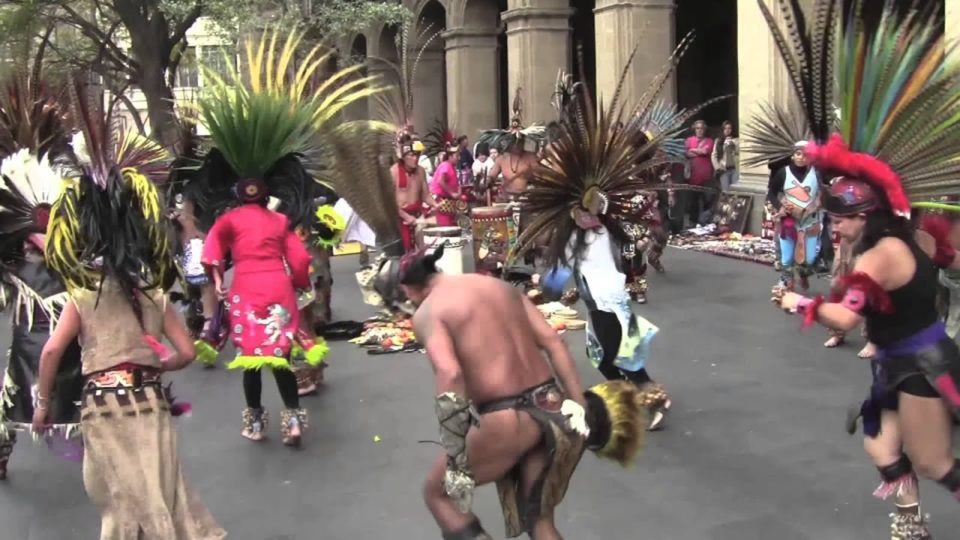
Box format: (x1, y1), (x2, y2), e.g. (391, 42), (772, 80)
(852, 209), (916, 257)
(714, 121), (736, 161)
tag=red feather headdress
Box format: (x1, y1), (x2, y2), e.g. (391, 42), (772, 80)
(804, 134), (911, 218)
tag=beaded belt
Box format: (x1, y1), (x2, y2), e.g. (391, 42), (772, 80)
(84, 366), (162, 393)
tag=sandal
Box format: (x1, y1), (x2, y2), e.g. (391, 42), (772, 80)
(241, 408), (267, 442)
(858, 342), (877, 359)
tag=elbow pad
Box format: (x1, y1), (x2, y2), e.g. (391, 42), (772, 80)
(435, 392), (479, 513)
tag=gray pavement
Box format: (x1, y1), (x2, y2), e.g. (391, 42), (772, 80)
(0, 248), (956, 539)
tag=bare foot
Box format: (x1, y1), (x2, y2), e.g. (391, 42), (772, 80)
(858, 342), (876, 358)
(824, 335), (844, 348)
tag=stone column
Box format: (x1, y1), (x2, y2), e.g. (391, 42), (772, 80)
(502, 0), (573, 124)
(736, 0), (778, 192)
(412, 47), (447, 132)
(593, 0), (676, 108)
(444, 28), (501, 140)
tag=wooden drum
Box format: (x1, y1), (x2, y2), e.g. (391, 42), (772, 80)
(422, 226), (465, 275)
(470, 204), (517, 275)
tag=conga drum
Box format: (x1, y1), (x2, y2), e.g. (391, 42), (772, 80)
(470, 205), (516, 275)
(422, 226), (465, 275)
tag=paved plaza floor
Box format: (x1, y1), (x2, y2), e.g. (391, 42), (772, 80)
(1, 248), (956, 539)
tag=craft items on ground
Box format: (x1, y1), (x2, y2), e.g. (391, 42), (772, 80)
(669, 232), (777, 266)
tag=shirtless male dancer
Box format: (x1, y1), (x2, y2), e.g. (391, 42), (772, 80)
(392, 137), (439, 252)
(397, 246), (645, 539)
(488, 136), (538, 203)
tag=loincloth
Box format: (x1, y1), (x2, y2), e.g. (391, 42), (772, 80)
(477, 380), (586, 538)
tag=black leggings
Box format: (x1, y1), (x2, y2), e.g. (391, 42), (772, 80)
(243, 368), (300, 409)
(590, 310), (653, 386)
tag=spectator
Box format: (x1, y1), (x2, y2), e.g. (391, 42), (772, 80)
(711, 120), (739, 191)
(684, 120), (714, 226)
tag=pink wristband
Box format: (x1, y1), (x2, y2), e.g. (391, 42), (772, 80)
(795, 295), (825, 328)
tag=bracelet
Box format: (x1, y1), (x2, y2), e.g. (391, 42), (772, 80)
(35, 394), (50, 409)
(796, 294), (825, 328)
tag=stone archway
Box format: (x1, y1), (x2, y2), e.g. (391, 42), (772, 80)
(412, 0), (448, 134)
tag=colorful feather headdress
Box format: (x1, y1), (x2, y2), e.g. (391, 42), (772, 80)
(0, 45), (73, 318)
(753, 0), (960, 216)
(44, 78), (174, 313)
(370, 21), (441, 158)
(516, 35), (729, 269)
(191, 27), (389, 229)
(477, 87), (547, 153)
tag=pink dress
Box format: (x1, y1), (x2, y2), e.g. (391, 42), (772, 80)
(431, 161), (459, 227)
(201, 204), (311, 363)
(685, 136), (715, 186)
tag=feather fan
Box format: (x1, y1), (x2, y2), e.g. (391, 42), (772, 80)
(516, 38), (730, 268)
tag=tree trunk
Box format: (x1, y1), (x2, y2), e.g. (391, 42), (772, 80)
(138, 57), (179, 146)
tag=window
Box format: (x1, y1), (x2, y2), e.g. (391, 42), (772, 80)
(201, 46), (234, 84)
(175, 46), (199, 88)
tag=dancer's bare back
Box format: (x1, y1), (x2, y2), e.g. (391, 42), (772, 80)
(412, 274), (555, 404)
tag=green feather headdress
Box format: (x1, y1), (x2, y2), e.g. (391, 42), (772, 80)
(193, 27), (390, 228)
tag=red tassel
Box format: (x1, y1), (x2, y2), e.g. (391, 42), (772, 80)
(804, 134), (910, 217)
(836, 271), (894, 314)
(801, 295), (825, 328)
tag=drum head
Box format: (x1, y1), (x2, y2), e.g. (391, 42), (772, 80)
(424, 226), (462, 237)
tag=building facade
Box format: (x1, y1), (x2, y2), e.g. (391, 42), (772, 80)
(340, 0), (959, 230)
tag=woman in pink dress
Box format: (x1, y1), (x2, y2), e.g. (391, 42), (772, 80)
(430, 144), (462, 227)
(199, 158), (318, 447)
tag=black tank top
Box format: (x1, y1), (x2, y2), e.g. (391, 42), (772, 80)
(865, 240), (939, 347)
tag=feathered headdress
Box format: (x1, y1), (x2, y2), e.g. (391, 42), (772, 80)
(421, 118), (457, 161)
(515, 36), (729, 269)
(477, 87), (547, 153)
(0, 45), (73, 317)
(754, 0), (960, 217)
(44, 78), (174, 315)
(370, 21), (441, 159)
(191, 28), (388, 229)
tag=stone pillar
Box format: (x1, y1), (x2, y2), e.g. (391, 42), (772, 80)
(593, 0), (676, 108)
(736, 0), (779, 192)
(502, 0), (573, 124)
(412, 47), (447, 132)
(444, 28), (501, 140)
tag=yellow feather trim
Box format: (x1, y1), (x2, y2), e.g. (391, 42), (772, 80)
(226, 355), (291, 371)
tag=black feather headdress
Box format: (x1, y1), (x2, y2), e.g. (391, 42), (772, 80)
(44, 78), (175, 321)
(516, 36), (730, 269)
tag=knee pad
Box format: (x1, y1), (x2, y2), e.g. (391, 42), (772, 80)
(936, 458), (960, 496)
(878, 455), (914, 483)
(874, 455), (917, 500)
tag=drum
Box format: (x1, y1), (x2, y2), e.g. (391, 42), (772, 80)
(422, 226), (465, 275)
(470, 205), (517, 275)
